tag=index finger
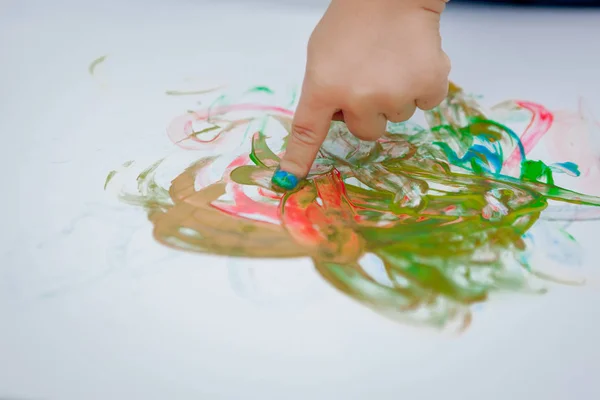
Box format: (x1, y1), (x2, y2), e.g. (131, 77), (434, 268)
(273, 87), (335, 190)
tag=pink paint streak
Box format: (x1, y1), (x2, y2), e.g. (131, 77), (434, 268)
(168, 104), (294, 150)
(210, 155), (281, 223)
(504, 101), (554, 169)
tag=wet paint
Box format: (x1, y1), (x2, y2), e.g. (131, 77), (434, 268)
(107, 82), (600, 331)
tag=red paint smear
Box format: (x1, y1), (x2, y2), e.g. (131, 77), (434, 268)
(444, 205), (457, 213)
(210, 155), (280, 223)
(504, 101), (554, 169)
(279, 172), (342, 245)
(279, 186), (323, 245)
(211, 183), (280, 223)
(279, 171), (364, 248)
(168, 104), (294, 150)
(224, 155), (250, 174)
(257, 187), (281, 200)
(315, 173), (343, 209)
(324, 170), (373, 218)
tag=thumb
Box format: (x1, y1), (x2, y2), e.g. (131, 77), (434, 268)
(273, 89), (334, 190)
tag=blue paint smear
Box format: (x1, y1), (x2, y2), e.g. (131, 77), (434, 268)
(551, 161), (581, 177)
(470, 119), (527, 167)
(501, 124), (527, 165)
(433, 142), (503, 174)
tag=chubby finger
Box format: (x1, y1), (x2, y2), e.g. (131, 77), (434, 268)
(385, 101), (418, 123)
(342, 109), (388, 141)
(416, 79), (450, 111)
(275, 88), (335, 190)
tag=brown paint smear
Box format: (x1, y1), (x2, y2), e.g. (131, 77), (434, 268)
(153, 162), (307, 259)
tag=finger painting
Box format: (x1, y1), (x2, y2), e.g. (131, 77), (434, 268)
(106, 82), (600, 332)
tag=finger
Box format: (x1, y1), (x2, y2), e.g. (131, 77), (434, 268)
(276, 88), (335, 188)
(343, 109), (387, 141)
(416, 79), (449, 111)
(385, 102), (417, 123)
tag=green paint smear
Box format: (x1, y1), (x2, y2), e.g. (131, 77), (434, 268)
(110, 82), (600, 331)
(89, 55), (108, 76)
(104, 160), (134, 190)
(249, 133), (280, 168)
(117, 159), (173, 213)
(287, 87), (298, 107)
(245, 86), (274, 95)
(191, 125), (220, 138)
(104, 170), (117, 190)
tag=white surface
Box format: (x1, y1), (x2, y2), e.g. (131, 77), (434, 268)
(1, 1), (600, 399)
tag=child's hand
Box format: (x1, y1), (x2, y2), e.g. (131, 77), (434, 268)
(275, 0), (450, 187)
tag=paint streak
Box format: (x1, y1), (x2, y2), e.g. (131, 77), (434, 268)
(88, 55), (108, 76)
(504, 101), (554, 169)
(108, 82), (600, 332)
(104, 170), (117, 190)
(165, 86), (223, 96)
(542, 98), (600, 196)
(167, 103), (294, 151)
(245, 86), (275, 95)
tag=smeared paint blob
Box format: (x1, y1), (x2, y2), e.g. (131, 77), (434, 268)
(107, 82), (600, 332)
(271, 169), (299, 191)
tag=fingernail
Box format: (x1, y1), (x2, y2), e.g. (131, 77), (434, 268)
(271, 167), (299, 191)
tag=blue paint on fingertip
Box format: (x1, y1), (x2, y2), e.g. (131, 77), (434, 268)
(271, 168), (299, 191)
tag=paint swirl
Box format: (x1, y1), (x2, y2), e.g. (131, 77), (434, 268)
(107, 82), (600, 331)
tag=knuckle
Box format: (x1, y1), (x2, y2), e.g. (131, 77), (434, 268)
(346, 118), (386, 142)
(387, 99), (414, 121)
(379, 91), (400, 109)
(279, 158), (307, 176)
(403, 104), (417, 118)
(353, 130), (381, 141)
(342, 91), (366, 111)
(344, 119), (365, 139)
(291, 125), (322, 147)
(418, 64), (437, 80)
(438, 81), (450, 99)
(417, 54), (451, 85)
(386, 112), (403, 123)
(345, 81), (387, 109)
(395, 108), (416, 122)
(442, 52), (452, 74)
(434, 79), (450, 100)
(417, 86), (448, 110)
(417, 99), (435, 111)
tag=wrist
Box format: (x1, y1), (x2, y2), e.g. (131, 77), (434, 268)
(331, 0), (448, 15)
